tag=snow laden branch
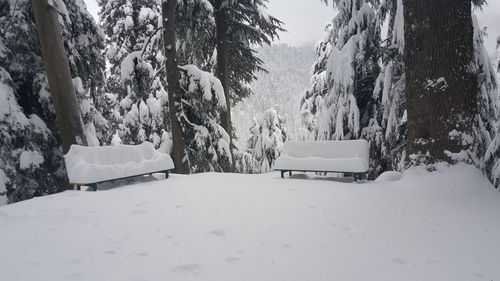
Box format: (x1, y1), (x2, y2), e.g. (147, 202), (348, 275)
(177, 64), (232, 172)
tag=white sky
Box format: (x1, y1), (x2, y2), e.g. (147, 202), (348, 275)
(83, 0), (499, 53)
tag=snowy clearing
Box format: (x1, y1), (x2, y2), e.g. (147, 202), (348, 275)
(1, 165), (500, 281)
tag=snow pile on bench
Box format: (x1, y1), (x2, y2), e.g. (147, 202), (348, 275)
(64, 142), (174, 184)
(274, 140), (369, 173)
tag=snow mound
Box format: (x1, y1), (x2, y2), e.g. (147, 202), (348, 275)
(0, 164), (499, 281)
(375, 171), (402, 182)
(64, 142), (174, 184)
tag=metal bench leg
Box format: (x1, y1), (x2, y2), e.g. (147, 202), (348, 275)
(75, 185), (81, 191)
(280, 171), (285, 179)
(165, 171), (169, 179)
(289, 171), (292, 177)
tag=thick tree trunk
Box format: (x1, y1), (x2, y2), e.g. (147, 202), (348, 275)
(404, 0), (476, 164)
(31, 0), (87, 154)
(214, 0), (234, 172)
(162, 0), (190, 174)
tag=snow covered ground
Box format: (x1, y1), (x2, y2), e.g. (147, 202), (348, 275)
(1, 164), (500, 281)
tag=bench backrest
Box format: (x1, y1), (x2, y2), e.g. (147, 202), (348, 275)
(64, 142), (157, 167)
(282, 140), (369, 160)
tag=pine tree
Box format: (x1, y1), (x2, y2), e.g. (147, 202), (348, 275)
(209, 0), (284, 171)
(476, 23), (500, 187)
(31, 0), (88, 152)
(178, 65), (231, 172)
(300, 0), (384, 177)
(172, 0), (235, 173)
(0, 0), (107, 203)
(99, 0), (168, 148)
(162, 0), (190, 174)
(246, 109), (287, 173)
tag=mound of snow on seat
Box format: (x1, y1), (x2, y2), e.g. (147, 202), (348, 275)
(375, 171), (402, 182)
(275, 140), (369, 172)
(64, 142), (174, 184)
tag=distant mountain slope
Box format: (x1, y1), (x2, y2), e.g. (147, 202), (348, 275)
(233, 44), (314, 148)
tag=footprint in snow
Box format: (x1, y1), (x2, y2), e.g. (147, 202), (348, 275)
(170, 264), (204, 275)
(391, 258), (407, 265)
(64, 258), (81, 265)
(209, 229), (226, 237)
(65, 273), (82, 280)
(225, 257), (242, 263)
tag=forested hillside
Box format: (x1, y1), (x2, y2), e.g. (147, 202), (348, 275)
(233, 44), (314, 146)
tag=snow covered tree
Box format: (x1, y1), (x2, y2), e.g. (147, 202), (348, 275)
(0, 0), (107, 203)
(303, 0), (500, 182)
(32, 0), (88, 152)
(300, 0), (386, 177)
(368, 0), (407, 173)
(493, 36), (500, 73)
(210, 0), (284, 171)
(161, 0), (189, 174)
(0, 63), (65, 204)
(160, 0), (231, 173)
(178, 65), (232, 173)
(246, 109), (287, 173)
(476, 23), (500, 187)
(99, 0), (168, 148)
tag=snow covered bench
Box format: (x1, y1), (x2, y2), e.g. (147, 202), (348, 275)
(274, 140), (369, 181)
(64, 142), (174, 191)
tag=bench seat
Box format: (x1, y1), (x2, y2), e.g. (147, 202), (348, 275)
(64, 142), (174, 190)
(274, 140), (369, 180)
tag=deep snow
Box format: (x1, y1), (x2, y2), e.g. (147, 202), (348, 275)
(0, 165), (500, 281)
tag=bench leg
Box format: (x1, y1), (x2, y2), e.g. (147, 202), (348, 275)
(289, 171), (292, 177)
(75, 185), (81, 191)
(280, 171), (285, 179)
(354, 173), (366, 182)
(89, 183), (97, 192)
(165, 171), (169, 179)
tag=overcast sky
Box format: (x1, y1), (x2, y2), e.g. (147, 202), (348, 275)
(83, 0), (499, 53)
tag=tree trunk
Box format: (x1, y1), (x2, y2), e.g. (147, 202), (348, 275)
(162, 0), (190, 174)
(31, 0), (87, 154)
(214, 0), (234, 172)
(404, 0), (476, 164)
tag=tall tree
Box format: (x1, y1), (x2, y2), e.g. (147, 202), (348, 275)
(31, 0), (87, 153)
(162, 0), (190, 174)
(300, 0), (386, 177)
(1, 0), (107, 203)
(210, 0), (284, 171)
(404, 0), (476, 164)
(213, 0), (232, 171)
(98, 0), (169, 148)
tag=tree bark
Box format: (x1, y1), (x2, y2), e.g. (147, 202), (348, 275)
(31, 0), (87, 154)
(404, 0), (476, 164)
(214, 0), (234, 172)
(162, 0), (190, 174)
